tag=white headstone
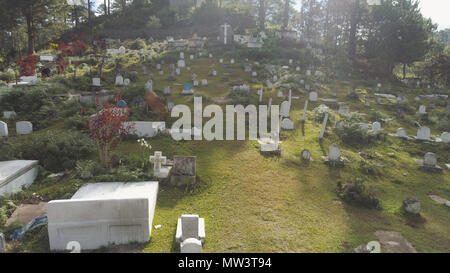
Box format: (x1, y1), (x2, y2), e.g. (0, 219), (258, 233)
(123, 78), (130, 86)
(118, 46), (126, 54)
(3, 111), (16, 119)
(280, 101), (290, 117)
(177, 60), (185, 68)
(145, 80), (153, 90)
(309, 92), (318, 102)
(372, 122), (381, 132)
(92, 78), (101, 87)
(440, 132), (450, 143)
(0, 121), (8, 137)
(180, 238), (202, 253)
(418, 105), (426, 114)
(329, 144), (341, 162)
(180, 52), (184, 59)
(281, 118), (294, 130)
(16, 121), (33, 135)
(397, 128), (407, 138)
(301, 150), (311, 161)
(417, 126), (430, 141)
(115, 75), (124, 86)
(150, 151), (167, 176)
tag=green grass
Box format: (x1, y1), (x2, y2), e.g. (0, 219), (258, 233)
(3, 53), (450, 253)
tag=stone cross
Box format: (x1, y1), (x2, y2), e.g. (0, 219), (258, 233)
(150, 151), (167, 173)
(221, 23), (231, 44)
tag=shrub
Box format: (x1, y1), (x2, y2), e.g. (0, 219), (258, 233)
(0, 130), (95, 172)
(128, 38), (147, 50)
(338, 122), (368, 145)
(336, 179), (381, 209)
(311, 105), (335, 124)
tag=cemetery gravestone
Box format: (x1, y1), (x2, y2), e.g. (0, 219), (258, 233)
(281, 118), (294, 130)
(0, 121), (8, 137)
(397, 128), (407, 138)
(280, 101), (290, 117)
(3, 111), (16, 119)
(115, 75), (124, 86)
(0, 233), (4, 253)
(440, 132), (450, 143)
(16, 121), (33, 135)
(327, 144), (342, 166)
(123, 78), (130, 86)
(416, 126), (430, 141)
(92, 78), (101, 87)
(301, 150), (311, 161)
(309, 92), (318, 102)
(170, 156), (197, 187)
(150, 151), (170, 178)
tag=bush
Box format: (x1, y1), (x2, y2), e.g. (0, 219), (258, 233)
(311, 105), (335, 124)
(128, 38), (147, 50)
(0, 130), (95, 172)
(338, 122), (368, 145)
(336, 179), (381, 209)
(0, 87), (51, 112)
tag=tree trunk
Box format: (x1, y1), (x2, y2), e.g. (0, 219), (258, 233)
(108, 0), (110, 15)
(259, 0), (266, 31)
(283, 0), (290, 30)
(26, 12), (34, 54)
(104, 0), (107, 15)
(348, 0), (359, 62)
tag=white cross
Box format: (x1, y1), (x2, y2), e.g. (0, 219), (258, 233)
(221, 23), (230, 45)
(149, 151), (166, 173)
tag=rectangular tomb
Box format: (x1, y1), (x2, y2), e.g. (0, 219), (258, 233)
(47, 181), (159, 251)
(0, 160), (39, 196)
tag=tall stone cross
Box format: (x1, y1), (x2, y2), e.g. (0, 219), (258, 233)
(221, 23), (231, 45)
(150, 151), (166, 173)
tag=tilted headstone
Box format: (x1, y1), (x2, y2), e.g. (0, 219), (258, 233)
(16, 121), (33, 135)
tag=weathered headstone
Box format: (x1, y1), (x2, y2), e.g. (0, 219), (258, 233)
(92, 78), (101, 87)
(0, 233), (5, 253)
(416, 126), (430, 141)
(326, 144), (342, 166)
(372, 122), (381, 133)
(301, 149), (311, 161)
(403, 198), (421, 215)
(440, 132), (450, 143)
(3, 111), (16, 119)
(281, 118), (294, 130)
(309, 92), (318, 102)
(338, 105), (350, 116)
(170, 156), (196, 187)
(16, 121), (33, 135)
(145, 80), (153, 90)
(418, 105), (426, 114)
(396, 128), (407, 138)
(123, 78), (130, 86)
(280, 101), (290, 117)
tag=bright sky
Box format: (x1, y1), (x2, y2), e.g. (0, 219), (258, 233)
(293, 0), (450, 30)
(91, 0), (450, 30)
